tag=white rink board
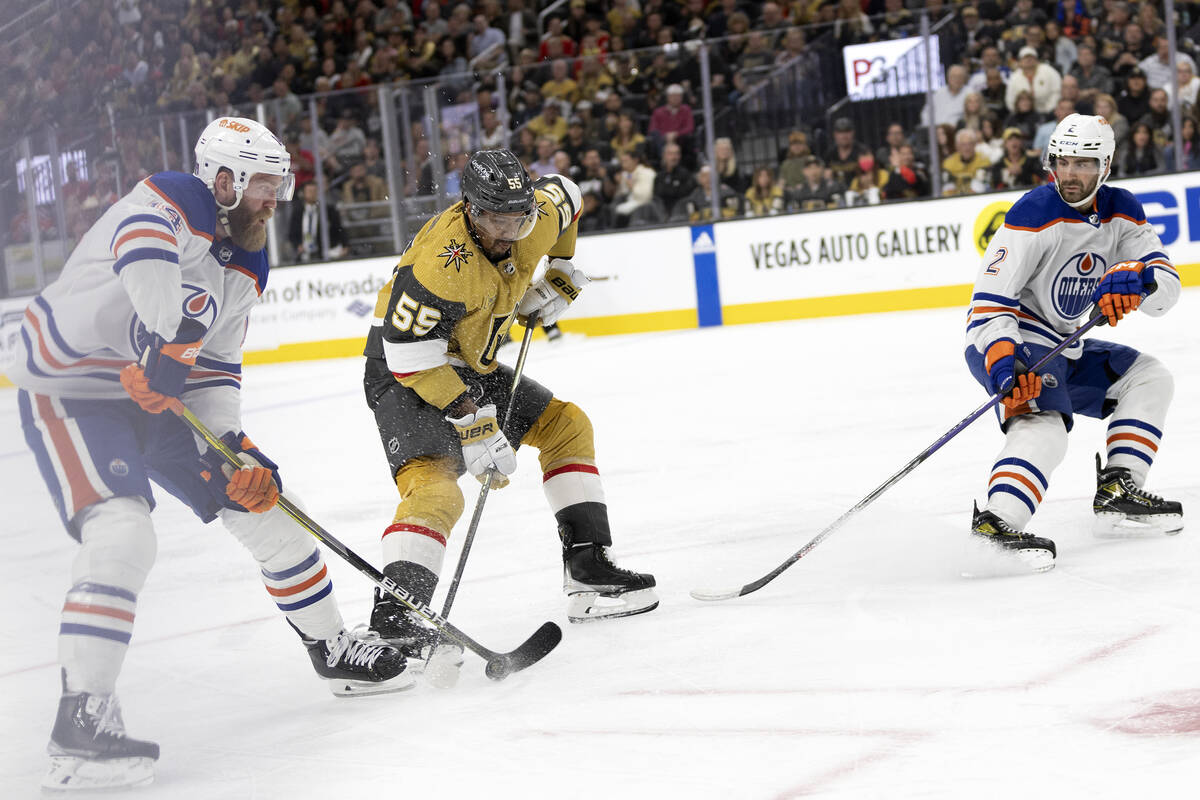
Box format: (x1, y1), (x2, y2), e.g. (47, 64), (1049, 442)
(714, 171), (1200, 307)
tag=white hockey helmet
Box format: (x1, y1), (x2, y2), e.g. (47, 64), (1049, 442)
(1042, 113), (1115, 208)
(194, 117), (294, 211)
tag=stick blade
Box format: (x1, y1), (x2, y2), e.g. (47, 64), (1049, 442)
(486, 621), (562, 680)
(689, 586), (746, 602)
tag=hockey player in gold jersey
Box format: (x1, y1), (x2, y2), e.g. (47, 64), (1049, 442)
(362, 149), (657, 659)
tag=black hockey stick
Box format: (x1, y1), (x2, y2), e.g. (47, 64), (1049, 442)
(691, 311), (1110, 602)
(429, 313), (538, 666)
(171, 401), (561, 679)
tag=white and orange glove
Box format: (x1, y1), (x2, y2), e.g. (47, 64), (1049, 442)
(518, 258), (590, 326)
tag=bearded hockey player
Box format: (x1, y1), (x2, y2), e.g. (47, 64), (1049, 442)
(964, 113), (1183, 571)
(10, 118), (410, 790)
(363, 149), (658, 662)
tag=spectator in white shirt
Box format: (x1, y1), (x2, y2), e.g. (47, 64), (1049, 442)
(1006, 46), (1063, 114)
(1139, 36), (1197, 90)
(1164, 60), (1200, 111)
(922, 64), (970, 127)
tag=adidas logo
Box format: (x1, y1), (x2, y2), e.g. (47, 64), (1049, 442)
(691, 230), (715, 254)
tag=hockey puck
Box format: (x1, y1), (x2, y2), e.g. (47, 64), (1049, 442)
(485, 656), (511, 681)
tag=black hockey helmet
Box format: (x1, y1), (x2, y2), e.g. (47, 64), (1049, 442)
(462, 149), (537, 243)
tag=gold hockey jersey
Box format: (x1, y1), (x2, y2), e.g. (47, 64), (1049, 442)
(364, 174), (581, 410)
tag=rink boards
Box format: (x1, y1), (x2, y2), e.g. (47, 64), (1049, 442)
(3, 170), (1200, 381)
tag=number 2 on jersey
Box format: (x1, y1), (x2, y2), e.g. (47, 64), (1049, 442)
(391, 292), (441, 336)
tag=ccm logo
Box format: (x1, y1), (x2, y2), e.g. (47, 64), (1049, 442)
(549, 275), (578, 300)
(219, 119), (251, 132)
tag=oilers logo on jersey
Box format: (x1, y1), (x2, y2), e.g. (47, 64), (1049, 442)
(182, 284), (219, 328)
(1052, 252), (1104, 319)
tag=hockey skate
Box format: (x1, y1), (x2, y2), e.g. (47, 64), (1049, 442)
(370, 589), (464, 689)
(43, 675), (159, 791)
(298, 624), (415, 696)
(970, 502), (1057, 573)
(561, 524), (658, 623)
(1093, 454), (1183, 537)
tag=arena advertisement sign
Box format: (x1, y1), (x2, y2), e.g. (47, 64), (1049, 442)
(843, 36), (944, 101)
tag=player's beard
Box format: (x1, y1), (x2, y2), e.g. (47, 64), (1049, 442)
(227, 202), (272, 251)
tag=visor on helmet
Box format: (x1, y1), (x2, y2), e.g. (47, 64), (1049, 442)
(241, 172), (296, 202)
(468, 203), (536, 242)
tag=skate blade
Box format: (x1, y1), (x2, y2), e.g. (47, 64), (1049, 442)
(43, 755), (155, 791)
(1094, 512), (1184, 538)
(567, 588), (660, 623)
(961, 542), (1055, 578)
(328, 671), (416, 697)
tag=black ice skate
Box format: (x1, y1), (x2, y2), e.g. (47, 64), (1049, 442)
(296, 623), (415, 696)
(561, 523), (659, 623)
(970, 502), (1057, 573)
(1093, 454), (1183, 537)
(370, 586), (464, 689)
(43, 674), (159, 790)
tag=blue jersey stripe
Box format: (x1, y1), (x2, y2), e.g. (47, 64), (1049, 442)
(195, 355), (242, 374)
(70, 581), (139, 603)
(34, 296), (87, 359)
(1017, 321), (1063, 344)
(109, 213), (175, 250)
(262, 549), (322, 581)
(275, 582), (333, 612)
(1107, 446), (1154, 466)
(987, 483), (1037, 515)
(1108, 418), (1164, 439)
(182, 378), (241, 391)
(59, 623), (133, 644)
(992, 457), (1049, 489)
(112, 247), (179, 275)
(971, 292), (1019, 306)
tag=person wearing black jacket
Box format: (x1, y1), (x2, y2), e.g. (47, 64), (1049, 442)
(288, 181), (348, 262)
(653, 142), (698, 219)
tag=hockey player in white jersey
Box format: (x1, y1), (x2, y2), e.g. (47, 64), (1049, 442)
(9, 118), (411, 791)
(965, 113), (1183, 571)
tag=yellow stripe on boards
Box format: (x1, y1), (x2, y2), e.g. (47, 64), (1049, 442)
(242, 336), (367, 365)
(723, 284), (974, 325)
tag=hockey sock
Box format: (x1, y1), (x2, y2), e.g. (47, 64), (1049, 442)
(383, 457), (459, 576)
(60, 497), (156, 695)
(221, 505), (342, 640)
(521, 399), (611, 542)
(986, 412), (1068, 530)
(1104, 354), (1173, 486)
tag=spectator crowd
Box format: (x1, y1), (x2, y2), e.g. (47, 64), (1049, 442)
(6, 0), (1200, 261)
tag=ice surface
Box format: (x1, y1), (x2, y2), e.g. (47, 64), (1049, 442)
(3, 295), (1200, 798)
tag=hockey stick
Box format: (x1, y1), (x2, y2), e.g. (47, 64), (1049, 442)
(170, 401), (561, 680)
(690, 312), (1109, 602)
(428, 314), (538, 671)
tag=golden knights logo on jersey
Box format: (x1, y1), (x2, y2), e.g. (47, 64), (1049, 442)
(438, 239), (472, 272)
(1052, 252), (1105, 319)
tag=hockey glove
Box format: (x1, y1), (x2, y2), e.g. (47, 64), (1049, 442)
(985, 340), (1042, 410)
(200, 431), (282, 514)
(446, 403), (517, 481)
(119, 320), (205, 414)
(1091, 260), (1147, 326)
(517, 258), (590, 326)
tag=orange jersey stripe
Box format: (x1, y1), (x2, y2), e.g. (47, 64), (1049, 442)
(112, 228), (177, 255)
(1107, 432), (1159, 452)
(989, 470), (1044, 503)
(264, 565), (328, 597)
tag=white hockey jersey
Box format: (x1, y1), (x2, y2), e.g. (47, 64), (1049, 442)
(966, 183), (1181, 360)
(7, 171), (268, 436)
